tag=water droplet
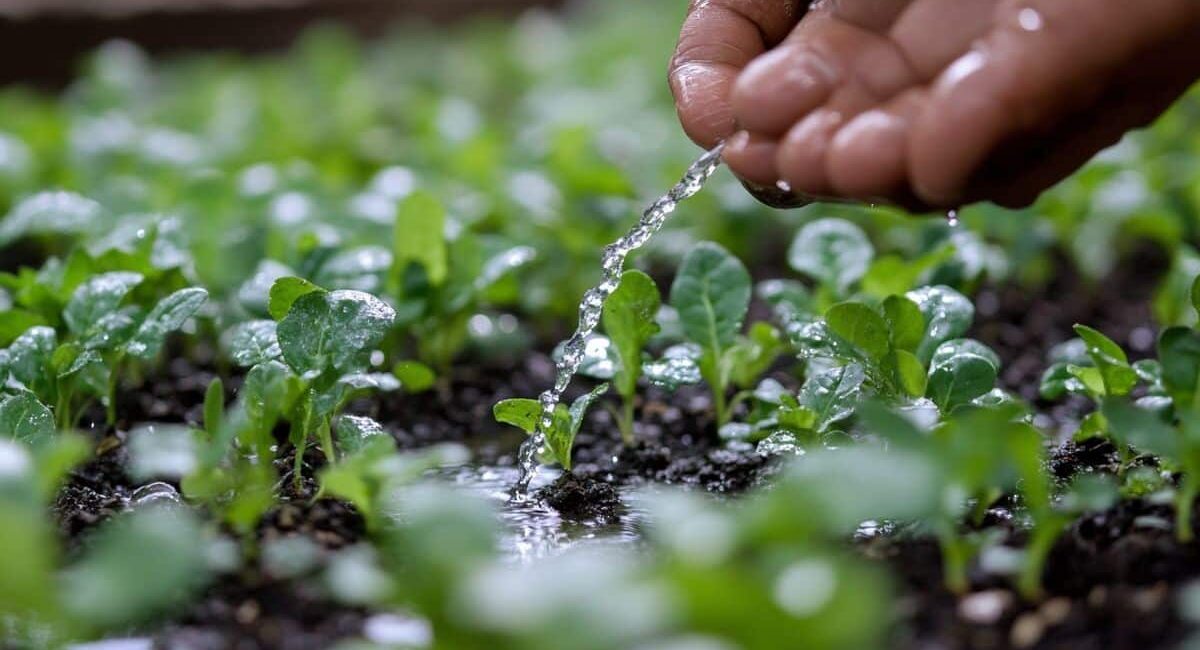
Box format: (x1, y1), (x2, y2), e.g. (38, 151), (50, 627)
(512, 145), (725, 497)
(946, 209), (959, 227)
(1018, 7), (1044, 31)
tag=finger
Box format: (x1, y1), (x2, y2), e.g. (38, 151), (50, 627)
(723, 130), (782, 185)
(670, 0), (805, 147)
(827, 88), (928, 200)
(910, 0), (1200, 206)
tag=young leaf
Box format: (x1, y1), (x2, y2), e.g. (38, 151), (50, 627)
(926, 354), (997, 411)
(493, 399), (542, 434)
(546, 383), (609, 470)
(268, 277), (324, 321)
(931, 339), (1000, 372)
(334, 414), (389, 456)
(124, 287), (209, 359)
(393, 360), (436, 393)
(1159, 326), (1200, 408)
(798, 364), (865, 432)
(203, 378), (224, 437)
(63, 272), (143, 337)
(894, 350), (928, 397)
(642, 343), (703, 390)
(0, 191), (103, 245)
(5, 326), (56, 394)
(825, 302), (890, 361)
(0, 392), (55, 446)
(787, 218), (874, 292)
(670, 242), (751, 354)
(222, 320), (282, 367)
(906, 285), (974, 363)
(1074, 324), (1137, 396)
(393, 191), (448, 287)
(1103, 399), (1180, 460)
(603, 270), (661, 397)
(276, 290), (396, 376)
(883, 295), (925, 353)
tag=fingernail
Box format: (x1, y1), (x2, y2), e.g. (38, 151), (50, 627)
(739, 179), (813, 210)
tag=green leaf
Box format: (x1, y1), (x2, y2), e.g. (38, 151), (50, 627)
(475, 246), (536, 291)
(798, 364), (865, 432)
(906, 285), (974, 363)
(0, 191), (103, 245)
(825, 302), (890, 361)
(5, 326), (56, 392)
(1039, 362), (1075, 400)
(894, 350), (927, 397)
(63, 272), (143, 337)
(602, 270), (661, 397)
(276, 289), (396, 377)
(1104, 400), (1180, 460)
(883, 295), (925, 352)
(1191, 274), (1200, 321)
(221, 320), (281, 367)
(547, 383), (609, 470)
(268, 276), (324, 322)
(926, 354), (997, 411)
(393, 360), (436, 393)
(1074, 324), (1137, 396)
(334, 414), (389, 456)
(670, 242), (751, 354)
(931, 339), (1000, 372)
(242, 360), (295, 436)
(62, 508), (212, 629)
(787, 218), (874, 292)
(0, 392), (55, 446)
(726, 322), (786, 389)
(394, 191), (448, 287)
(203, 378), (224, 437)
(642, 343), (703, 390)
(124, 287), (208, 359)
(0, 310), (45, 348)
(493, 398), (541, 434)
(1159, 326), (1200, 408)
(757, 279), (813, 323)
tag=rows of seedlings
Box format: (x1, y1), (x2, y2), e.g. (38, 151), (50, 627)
(4, 1), (1200, 649)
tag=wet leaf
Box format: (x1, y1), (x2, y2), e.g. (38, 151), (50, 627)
(1104, 399), (1180, 460)
(926, 354), (996, 412)
(825, 302), (890, 361)
(931, 339), (1000, 372)
(787, 218), (873, 292)
(1159, 326), (1200, 408)
(222, 320), (282, 367)
(237, 260), (294, 316)
(5, 326), (56, 393)
(394, 191), (447, 287)
(127, 425), (198, 480)
(277, 289), (396, 376)
(670, 242), (751, 353)
(493, 398), (541, 434)
(124, 287), (208, 359)
(798, 364), (865, 432)
(268, 276), (324, 322)
(642, 343), (703, 390)
(0, 392), (55, 446)
(63, 271), (143, 337)
(906, 285), (974, 363)
(1074, 324), (1137, 396)
(895, 349), (927, 397)
(393, 360), (436, 393)
(335, 414), (389, 456)
(547, 383), (608, 470)
(883, 295), (925, 353)
(0, 191), (103, 245)
(475, 246), (536, 291)
(603, 270), (661, 397)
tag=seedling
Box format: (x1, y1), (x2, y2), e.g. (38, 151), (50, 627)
(0, 267), (207, 429)
(493, 383), (609, 471)
(223, 278), (397, 485)
(600, 269), (660, 443)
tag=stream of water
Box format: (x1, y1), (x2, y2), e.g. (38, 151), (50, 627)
(511, 143), (727, 499)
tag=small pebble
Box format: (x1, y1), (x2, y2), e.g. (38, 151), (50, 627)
(1039, 598), (1072, 626)
(1010, 613), (1045, 648)
(958, 590), (1013, 625)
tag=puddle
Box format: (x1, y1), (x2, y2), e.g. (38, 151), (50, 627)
(431, 464), (649, 563)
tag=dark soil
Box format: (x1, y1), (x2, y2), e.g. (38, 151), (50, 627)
(537, 472), (622, 523)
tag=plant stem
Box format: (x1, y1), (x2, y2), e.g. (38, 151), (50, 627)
(619, 399), (635, 445)
(106, 355), (124, 426)
(938, 530), (970, 595)
(318, 420), (336, 464)
(1178, 475), (1198, 543)
(1017, 525), (1059, 601)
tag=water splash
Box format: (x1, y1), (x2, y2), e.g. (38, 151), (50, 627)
(511, 144), (725, 499)
(945, 209), (959, 227)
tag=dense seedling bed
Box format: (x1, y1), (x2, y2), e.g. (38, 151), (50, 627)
(6, 2), (1200, 649)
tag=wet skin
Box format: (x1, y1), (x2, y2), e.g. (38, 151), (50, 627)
(670, 0), (1200, 210)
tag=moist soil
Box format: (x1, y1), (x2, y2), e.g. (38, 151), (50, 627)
(46, 248), (1200, 649)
